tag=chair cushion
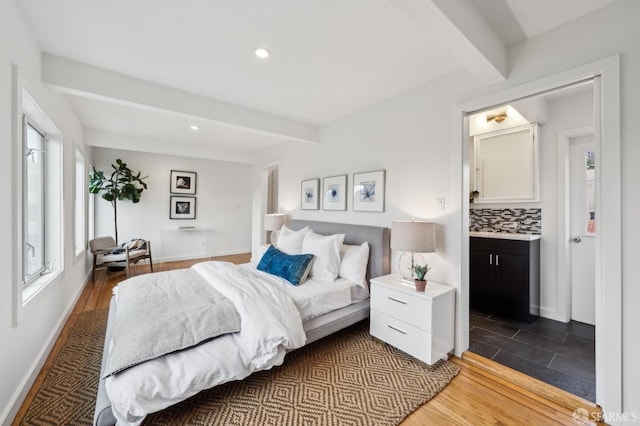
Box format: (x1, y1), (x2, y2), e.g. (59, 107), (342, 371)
(99, 249), (147, 263)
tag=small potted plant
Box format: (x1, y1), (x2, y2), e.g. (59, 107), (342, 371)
(413, 264), (431, 292)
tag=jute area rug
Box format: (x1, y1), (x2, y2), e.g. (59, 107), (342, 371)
(22, 309), (459, 426)
(21, 308), (107, 425)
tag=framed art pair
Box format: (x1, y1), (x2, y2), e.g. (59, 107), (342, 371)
(170, 170), (197, 219)
(301, 170), (385, 212)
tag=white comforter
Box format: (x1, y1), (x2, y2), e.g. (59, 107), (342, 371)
(105, 261), (307, 425)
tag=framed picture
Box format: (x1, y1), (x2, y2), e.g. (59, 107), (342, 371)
(301, 178), (320, 210)
(170, 170), (197, 194)
(353, 170), (385, 212)
(322, 175), (347, 211)
(170, 196), (196, 219)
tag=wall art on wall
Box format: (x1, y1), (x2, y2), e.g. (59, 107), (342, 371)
(301, 178), (320, 210)
(322, 175), (347, 211)
(170, 170), (197, 194)
(353, 170), (385, 212)
(170, 196), (197, 219)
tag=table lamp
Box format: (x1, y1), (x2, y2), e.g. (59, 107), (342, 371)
(264, 213), (288, 245)
(390, 220), (436, 284)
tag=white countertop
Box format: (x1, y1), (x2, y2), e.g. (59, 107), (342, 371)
(470, 231), (541, 241)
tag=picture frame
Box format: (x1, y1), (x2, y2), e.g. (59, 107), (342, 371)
(170, 196), (197, 219)
(170, 170), (197, 194)
(301, 178), (320, 210)
(353, 170), (385, 212)
(322, 175), (347, 211)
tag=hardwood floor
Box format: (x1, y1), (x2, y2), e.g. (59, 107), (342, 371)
(13, 255), (604, 425)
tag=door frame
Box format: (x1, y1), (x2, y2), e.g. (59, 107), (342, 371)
(557, 125), (594, 323)
(453, 55), (621, 413)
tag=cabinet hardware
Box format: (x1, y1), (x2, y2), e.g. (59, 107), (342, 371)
(387, 296), (407, 305)
(496, 255), (500, 266)
(387, 324), (407, 335)
(489, 254), (493, 265)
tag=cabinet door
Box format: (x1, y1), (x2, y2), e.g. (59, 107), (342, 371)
(470, 249), (497, 311)
(496, 253), (530, 317)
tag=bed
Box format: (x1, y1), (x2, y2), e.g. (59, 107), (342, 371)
(94, 220), (390, 426)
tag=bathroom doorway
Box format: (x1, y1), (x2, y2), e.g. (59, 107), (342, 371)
(466, 81), (597, 401)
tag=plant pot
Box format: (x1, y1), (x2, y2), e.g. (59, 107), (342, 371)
(414, 279), (427, 292)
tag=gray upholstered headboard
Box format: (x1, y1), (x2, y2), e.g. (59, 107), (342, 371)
(288, 220), (390, 281)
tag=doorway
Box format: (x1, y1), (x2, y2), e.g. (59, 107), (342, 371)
(457, 57), (621, 413)
(569, 135), (596, 325)
(466, 81), (597, 401)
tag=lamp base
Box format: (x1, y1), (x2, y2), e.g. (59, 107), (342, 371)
(399, 278), (415, 288)
(398, 252), (425, 281)
(269, 230), (280, 245)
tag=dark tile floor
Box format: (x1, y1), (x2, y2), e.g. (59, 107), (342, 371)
(469, 310), (596, 402)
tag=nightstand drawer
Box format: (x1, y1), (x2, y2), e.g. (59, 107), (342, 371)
(370, 284), (432, 332)
(370, 310), (432, 363)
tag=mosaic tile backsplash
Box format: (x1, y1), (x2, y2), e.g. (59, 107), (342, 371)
(469, 208), (541, 234)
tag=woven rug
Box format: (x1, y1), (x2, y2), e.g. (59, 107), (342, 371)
(21, 308), (107, 425)
(21, 310), (459, 426)
(144, 322), (459, 425)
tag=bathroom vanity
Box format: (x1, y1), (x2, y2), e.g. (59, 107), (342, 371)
(470, 232), (540, 323)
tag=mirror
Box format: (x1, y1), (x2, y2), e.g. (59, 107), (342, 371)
(472, 123), (539, 203)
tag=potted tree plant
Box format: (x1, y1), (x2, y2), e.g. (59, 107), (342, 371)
(413, 264), (431, 292)
(89, 159), (148, 244)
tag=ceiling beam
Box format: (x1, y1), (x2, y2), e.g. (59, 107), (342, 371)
(86, 130), (262, 164)
(391, 0), (507, 85)
(42, 54), (318, 144)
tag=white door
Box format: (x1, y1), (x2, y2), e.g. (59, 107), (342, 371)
(569, 137), (595, 325)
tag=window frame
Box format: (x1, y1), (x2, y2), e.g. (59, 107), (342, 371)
(22, 116), (47, 285)
(74, 148), (86, 257)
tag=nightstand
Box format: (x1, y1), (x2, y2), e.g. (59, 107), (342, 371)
(369, 274), (455, 365)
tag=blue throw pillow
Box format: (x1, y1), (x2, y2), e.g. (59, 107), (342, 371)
(257, 245), (315, 286)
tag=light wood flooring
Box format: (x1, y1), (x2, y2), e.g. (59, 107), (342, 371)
(14, 255), (604, 425)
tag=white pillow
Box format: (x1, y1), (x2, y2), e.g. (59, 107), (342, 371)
(301, 230), (345, 281)
(339, 242), (370, 287)
(276, 225), (308, 254)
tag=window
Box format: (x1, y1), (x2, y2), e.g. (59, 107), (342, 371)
(23, 120), (46, 283)
(585, 150), (595, 235)
(20, 89), (63, 302)
(75, 149), (86, 256)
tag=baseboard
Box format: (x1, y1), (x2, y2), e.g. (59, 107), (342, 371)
(539, 307), (569, 323)
(2, 272), (91, 425)
(460, 351), (601, 416)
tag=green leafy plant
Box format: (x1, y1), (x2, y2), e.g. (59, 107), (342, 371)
(413, 264), (431, 281)
(89, 159), (148, 243)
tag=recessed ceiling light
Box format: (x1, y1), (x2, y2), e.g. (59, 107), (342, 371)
(190, 125), (199, 131)
(254, 47), (270, 59)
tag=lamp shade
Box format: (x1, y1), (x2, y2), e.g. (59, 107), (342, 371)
(390, 220), (436, 253)
(264, 213), (287, 231)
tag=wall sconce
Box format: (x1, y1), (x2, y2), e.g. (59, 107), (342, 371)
(475, 106), (518, 125)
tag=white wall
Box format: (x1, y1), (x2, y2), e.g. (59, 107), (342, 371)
(92, 148), (252, 261)
(254, 68), (479, 287)
(0, 0), (91, 422)
(254, 0), (640, 415)
(538, 91), (593, 320)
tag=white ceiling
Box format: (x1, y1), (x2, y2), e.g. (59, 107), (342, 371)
(16, 0), (620, 162)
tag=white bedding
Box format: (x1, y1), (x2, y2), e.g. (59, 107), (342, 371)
(238, 263), (368, 320)
(105, 261), (364, 425)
